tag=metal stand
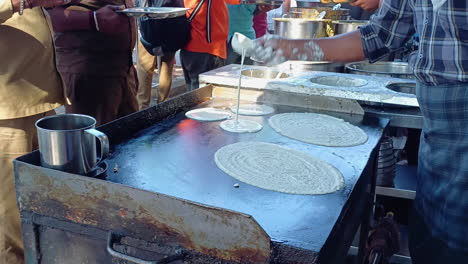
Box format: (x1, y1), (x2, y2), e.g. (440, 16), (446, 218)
(357, 140), (380, 264)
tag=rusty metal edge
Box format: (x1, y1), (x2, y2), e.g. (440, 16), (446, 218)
(14, 159), (272, 263)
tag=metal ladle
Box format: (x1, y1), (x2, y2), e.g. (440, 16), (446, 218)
(317, 11), (327, 20)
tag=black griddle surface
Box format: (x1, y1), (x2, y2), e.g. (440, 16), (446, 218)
(106, 99), (387, 252)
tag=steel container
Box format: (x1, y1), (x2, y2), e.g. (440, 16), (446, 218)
(346, 61), (415, 79)
(274, 18), (331, 39)
(295, 0), (321, 8)
(289, 7), (350, 20)
(241, 68), (290, 79)
(296, 0), (355, 7)
(333, 20), (369, 35)
(385, 82), (416, 95)
(35, 114), (109, 175)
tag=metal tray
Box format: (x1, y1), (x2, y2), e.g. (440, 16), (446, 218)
(117, 7), (188, 19)
(241, 0), (284, 5)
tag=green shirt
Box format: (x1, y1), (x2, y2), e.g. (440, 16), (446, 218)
(227, 4), (257, 41)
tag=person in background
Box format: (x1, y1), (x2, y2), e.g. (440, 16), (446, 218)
(254, 0), (468, 263)
(226, 4), (275, 65)
(48, 0), (138, 126)
(342, 0), (381, 20)
(181, 0), (241, 91)
(136, 0), (181, 109)
(350, 0), (381, 13)
(0, 0), (77, 262)
(136, 41), (175, 109)
(253, 12), (268, 38)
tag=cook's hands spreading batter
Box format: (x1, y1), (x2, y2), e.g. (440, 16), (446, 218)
(251, 35), (324, 65)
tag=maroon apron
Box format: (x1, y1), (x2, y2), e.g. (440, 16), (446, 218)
(53, 0), (138, 125)
(53, 0), (136, 76)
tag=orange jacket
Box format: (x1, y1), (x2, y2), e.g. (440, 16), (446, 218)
(184, 0), (240, 59)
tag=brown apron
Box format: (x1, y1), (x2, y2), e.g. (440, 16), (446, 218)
(54, 0), (136, 76)
(53, 0), (138, 125)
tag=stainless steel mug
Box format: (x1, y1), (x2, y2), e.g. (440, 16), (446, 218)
(35, 114), (109, 175)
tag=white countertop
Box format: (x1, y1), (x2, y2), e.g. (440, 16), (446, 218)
(200, 64), (419, 107)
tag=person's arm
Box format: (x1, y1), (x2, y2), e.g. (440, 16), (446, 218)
(0, 0), (73, 23)
(350, 0), (382, 12)
(282, 0), (290, 14)
(253, 0), (415, 65)
(316, 31), (365, 62)
(0, 0), (16, 22)
(254, 4), (277, 15)
(48, 5), (130, 34)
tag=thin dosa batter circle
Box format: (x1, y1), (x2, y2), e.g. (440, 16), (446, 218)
(220, 119), (263, 133)
(269, 113), (368, 147)
(215, 142), (344, 195)
(185, 108), (231, 121)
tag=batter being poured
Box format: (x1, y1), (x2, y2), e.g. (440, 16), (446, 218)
(219, 46), (262, 133)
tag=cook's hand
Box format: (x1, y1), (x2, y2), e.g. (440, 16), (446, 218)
(350, 0), (381, 12)
(252, 34), (324, 65)
(95, 5), (130, 34)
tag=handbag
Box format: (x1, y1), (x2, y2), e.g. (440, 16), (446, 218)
(138, 0), (206, 56)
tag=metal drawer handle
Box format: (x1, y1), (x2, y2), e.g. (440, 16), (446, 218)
(107, 232), (186, 264)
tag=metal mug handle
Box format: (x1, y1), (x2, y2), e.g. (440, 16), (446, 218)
(85, 128), (109, 166)
(107, 232), (186, 264)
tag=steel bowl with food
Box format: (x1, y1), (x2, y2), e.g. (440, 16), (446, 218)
(333, 20), (369, 35)
(296, 0), (356, 7)
(274, 18), (333, 39)
(289, 7), (350, 20)
(345, 61), (414, 79)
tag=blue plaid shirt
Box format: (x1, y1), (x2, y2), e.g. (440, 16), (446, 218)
(360, 0), (468, 86)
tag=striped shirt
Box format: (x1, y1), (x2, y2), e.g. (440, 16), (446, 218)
(360, 0), (468, 86)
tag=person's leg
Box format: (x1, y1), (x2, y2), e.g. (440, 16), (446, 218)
(136, 40), (157, 110)
(0, 111), (53, 264)
(180, 49), (197, 91)
(158, 53), (175, 103)
(63, 73), (122, 126)
(226, 38), (254, 65)
(118, 67), (139, 118)
(180, 49), (225, 91)
(226, 39), (241, 65)
(410, 82), (468, 264)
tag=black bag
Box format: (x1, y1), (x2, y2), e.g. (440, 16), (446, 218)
(138, 0), (205, 56)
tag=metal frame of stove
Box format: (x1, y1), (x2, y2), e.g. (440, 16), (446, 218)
(15, 85), (388, 264)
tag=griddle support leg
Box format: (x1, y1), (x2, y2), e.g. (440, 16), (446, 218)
(357, 143), (379, 264)
(21, 215), (41, 264)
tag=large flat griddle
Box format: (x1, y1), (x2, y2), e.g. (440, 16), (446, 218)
(15, 85), (388, 264)
(106, 97), (386, 252)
